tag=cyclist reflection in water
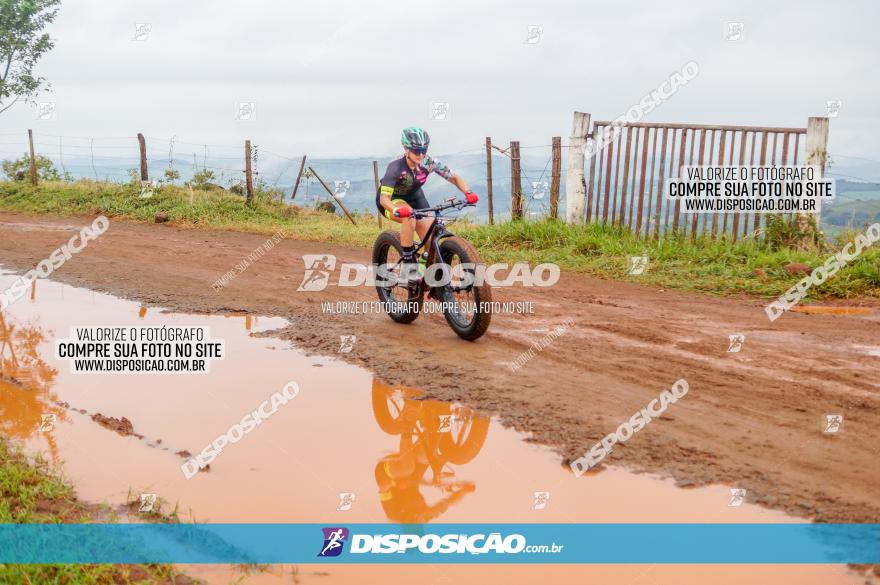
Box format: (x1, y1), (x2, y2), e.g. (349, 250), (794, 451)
(371, 378), (490, 523)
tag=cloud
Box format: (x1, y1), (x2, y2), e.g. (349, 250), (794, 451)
(0, 0), (877, 162)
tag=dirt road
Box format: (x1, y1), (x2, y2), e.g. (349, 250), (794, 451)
(1, 212), (877, 525)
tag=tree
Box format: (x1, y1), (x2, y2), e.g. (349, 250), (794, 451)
(187, 168), (217, 189)
(0, 0), (61, 115)
(1, 152), (63, 181)
(163, 168), (180, 183)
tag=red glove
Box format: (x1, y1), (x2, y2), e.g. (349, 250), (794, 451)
(393, 205), (413, 218)
(465, 192), (479, 204)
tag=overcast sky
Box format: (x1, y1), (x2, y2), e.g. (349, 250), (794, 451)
(2, 0), (878, 162)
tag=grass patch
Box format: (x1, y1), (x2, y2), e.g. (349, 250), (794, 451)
(0, 437), (192, 584)
(0, 179), (381, 246)
(464, 220), (880, 299)
(1, 179), (878, 300)
(0, 438), (81, 524)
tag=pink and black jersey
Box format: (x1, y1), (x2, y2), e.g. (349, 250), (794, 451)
(377, 155), (454, 201)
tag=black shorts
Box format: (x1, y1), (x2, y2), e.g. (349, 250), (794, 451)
(375, 188), (430, 219)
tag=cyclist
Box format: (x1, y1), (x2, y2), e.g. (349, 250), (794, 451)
(376, 127), (478, 280)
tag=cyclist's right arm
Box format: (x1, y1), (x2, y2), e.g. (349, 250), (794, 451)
(379, 159), (411, 216)
(378, 188), (396, 213)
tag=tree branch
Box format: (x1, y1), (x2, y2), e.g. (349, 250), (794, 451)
(1, 52), (13, 84)
(0, 97), (21, 115)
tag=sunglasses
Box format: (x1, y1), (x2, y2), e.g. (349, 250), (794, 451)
(408, 147), (428, 156)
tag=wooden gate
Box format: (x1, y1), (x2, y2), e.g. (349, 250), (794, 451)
(570, 116), (828, 240)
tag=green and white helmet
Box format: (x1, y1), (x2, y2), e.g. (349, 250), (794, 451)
(401, 126), (430, 150)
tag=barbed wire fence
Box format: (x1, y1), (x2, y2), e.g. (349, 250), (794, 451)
(0, 130), (571, 224)
(3, 128), (873, 230)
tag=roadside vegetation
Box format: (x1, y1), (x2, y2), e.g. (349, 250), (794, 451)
(0, 176), (878, 300)
(0, 437), (193, 583)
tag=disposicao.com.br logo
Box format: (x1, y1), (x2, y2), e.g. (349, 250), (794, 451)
(297, 254), (560, 291)
(316, 527), (564, 557)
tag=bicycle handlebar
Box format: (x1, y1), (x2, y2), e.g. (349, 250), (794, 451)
(410, 198), (474, 219)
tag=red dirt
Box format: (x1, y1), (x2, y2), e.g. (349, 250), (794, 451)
(1, 212), (878, 524)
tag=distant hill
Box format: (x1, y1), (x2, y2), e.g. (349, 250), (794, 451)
(835, 180), (880, 193)
(822, 184), (880, 234)
(4, 147), (880, 228)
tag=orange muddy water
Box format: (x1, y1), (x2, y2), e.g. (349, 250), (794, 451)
(0, 270), (869, 584)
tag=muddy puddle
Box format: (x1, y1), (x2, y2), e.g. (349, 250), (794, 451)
(0, 269), (870, 585)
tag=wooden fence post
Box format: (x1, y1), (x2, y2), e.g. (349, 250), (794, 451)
(27, 129), (37, 185)
(244, 140), (254, 203)
(802, 116), (829, 240)
(565, 112), (591, 222)
(309, 166), (357, 226)
(485, 137), (494, 225)
(510, 141), (522, 220)
(373, 159), (382, 228)
(550, 136), (561, 219)
(137, 133), (148, 181)
(291, 155), (306, 200)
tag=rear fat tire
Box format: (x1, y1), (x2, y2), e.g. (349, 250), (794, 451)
(438, 413), (490, 464)
(372, 230), (423, 324)
(371, 384), (419, 435)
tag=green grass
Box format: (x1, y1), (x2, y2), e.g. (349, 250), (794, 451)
(0, 179), (382, 246)
(1, 179), (878, 301)
(0, 438), (189, 584)
(464, 220), (880, 299)
(0, 438), (79, 524)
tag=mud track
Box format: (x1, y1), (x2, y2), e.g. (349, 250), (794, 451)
(1, 212), (878, 524)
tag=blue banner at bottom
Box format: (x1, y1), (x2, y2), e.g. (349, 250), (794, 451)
(0, 524), (877, 564)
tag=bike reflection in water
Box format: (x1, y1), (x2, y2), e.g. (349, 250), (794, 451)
(371, 377), (490, 523)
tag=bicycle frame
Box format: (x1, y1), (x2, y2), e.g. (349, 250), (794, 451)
(414, 211), (453, 267)
(389, 198), (473, 292)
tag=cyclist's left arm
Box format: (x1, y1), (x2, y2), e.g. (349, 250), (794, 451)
(424, 155), (470, 194)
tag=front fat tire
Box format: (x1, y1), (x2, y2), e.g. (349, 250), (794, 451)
(439, 414), (490, 464)
(438, 236), (492, 341)
(372, 230), (423, 324)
